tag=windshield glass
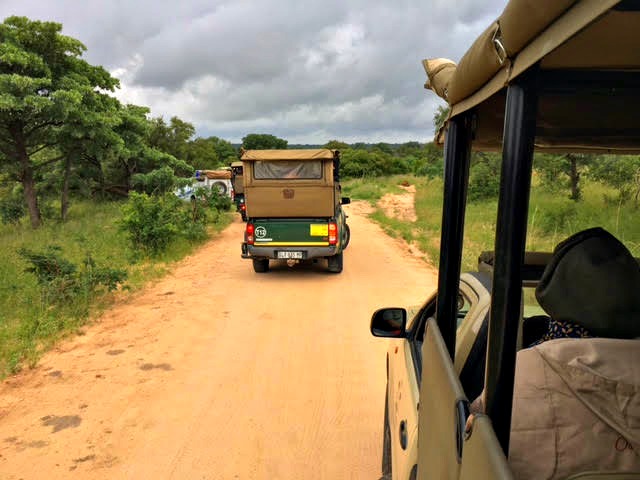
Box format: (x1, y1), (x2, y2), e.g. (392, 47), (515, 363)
(254, 160), (322, 180)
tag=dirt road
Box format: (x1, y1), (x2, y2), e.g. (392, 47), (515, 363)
(0, 202), (437, 479)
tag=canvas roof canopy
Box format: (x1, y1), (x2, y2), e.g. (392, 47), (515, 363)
(199, 169), (231, 180)
(423, 0), (640, 153)
(240, 149), (338, 161)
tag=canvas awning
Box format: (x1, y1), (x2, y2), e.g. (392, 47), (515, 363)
(240, 149), (338, 161)
(423, 0), (640, 153)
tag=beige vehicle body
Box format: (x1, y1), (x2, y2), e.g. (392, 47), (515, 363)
(239, 149), (350, 273)
(373, 2), (640, 480)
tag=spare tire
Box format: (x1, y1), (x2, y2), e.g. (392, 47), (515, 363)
(212, 181), (228, 195)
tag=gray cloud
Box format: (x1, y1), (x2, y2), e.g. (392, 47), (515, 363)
(1, 0), (506, 143)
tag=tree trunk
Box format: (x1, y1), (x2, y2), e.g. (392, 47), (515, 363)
(567, 154), (581, 201)
(61, 154), (72, 221)
(10, 123), (41, 228)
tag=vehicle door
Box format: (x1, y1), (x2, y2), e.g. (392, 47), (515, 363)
(390, 280), (481, 480)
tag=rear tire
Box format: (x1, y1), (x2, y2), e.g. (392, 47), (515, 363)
(342, 223), (351, 250)
(327, 252), (343, 273)
(252, 258), (269, 273)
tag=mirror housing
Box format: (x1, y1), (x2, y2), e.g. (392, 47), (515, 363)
(341, 197), (351, 205)
(370, 308), (407, 338)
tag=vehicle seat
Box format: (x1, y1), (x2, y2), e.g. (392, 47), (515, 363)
(508, 227), (640, 480)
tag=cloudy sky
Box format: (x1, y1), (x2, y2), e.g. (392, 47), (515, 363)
(1, 0), (506, 144)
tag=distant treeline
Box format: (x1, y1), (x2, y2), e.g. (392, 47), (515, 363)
(2, 16), (639, 231)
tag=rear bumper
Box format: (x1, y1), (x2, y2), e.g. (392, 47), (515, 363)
(241, 243), (338, 260)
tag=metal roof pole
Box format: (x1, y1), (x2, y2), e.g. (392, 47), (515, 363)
(484, 65), (539, 455)
(436, 112), (472, 359)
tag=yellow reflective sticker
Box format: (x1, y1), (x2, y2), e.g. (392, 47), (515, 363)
(310, 224), (328, 236)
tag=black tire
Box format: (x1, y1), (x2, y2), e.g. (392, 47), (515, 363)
(342, 223), (351, 250)
(327, 251), (343, 273)
(241, 211), (247, 222)
(382, 385), (392, 477)
(252, 258), (269, 273)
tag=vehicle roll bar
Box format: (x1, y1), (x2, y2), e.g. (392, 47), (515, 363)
(484, 65), (539, 455)
(435, 113), (472, 359)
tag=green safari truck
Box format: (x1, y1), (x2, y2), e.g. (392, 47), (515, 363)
(240, 149), (350, 273)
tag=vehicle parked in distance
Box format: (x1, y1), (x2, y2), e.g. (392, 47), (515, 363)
(174, 169), (233, 202)
(230, 161), (247, 221)
(240, 149), (350, 273)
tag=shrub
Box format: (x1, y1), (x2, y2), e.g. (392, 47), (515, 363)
(120, 192), (190, 255)
(0, 195), (25, 224)
(468, 161), (500, 202)
(17, 246), (127, 305)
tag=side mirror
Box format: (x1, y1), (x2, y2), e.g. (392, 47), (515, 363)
(341, 197), (351, 205)
(370, 308), (407, 338)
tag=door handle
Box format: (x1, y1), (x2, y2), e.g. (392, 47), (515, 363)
(399, 420), (408, 450)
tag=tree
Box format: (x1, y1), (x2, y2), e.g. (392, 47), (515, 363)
(148, 116), (195, 160)
(323, 140), (350, 151)
(589, 155), (640, 206)
(433, 105), (450, 133)
(241, 133), (287, 150)
(185, 137), (219, 170)
(535, 153), (596, 201)
(208, 136), (237, 164)
(0, 16), (119, 227)
(55, 89), (122, 220)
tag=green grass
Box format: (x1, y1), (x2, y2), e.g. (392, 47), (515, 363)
(0, 199), (233, 377)
(345, 176), (640, 273)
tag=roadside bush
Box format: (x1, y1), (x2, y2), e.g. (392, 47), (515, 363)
(120, 192), (191, 255)
(468, 160), (500, 202)
(17, 246), (127, 305)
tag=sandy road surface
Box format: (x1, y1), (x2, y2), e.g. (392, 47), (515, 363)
(0, 202), (437, 480)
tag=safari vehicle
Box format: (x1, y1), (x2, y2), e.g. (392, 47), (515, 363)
(230, 161), (247, 221)
(239, 149), (350, 273)
(174, 169), (232, 201)
(371, 2), (640, 480)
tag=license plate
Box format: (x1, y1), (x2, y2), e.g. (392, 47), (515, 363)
(277, 251), (303, 259)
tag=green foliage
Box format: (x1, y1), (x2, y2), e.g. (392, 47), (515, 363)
(0, 192), (25, 224)
(588, 155), (640, 206)
(131, 165), (185, 195)
(433, 105), (450, 132)
(534, 153), (595, 201)
(323, 140), (350, 150)
(242, 133), (287, 150)
(0, 16), (120, 227)
(468, 153), (501, 202)
(119, 192), (188, 255)
(18, 245), (127, 304)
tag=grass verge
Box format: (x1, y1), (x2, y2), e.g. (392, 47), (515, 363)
(0, 200), (233, 377)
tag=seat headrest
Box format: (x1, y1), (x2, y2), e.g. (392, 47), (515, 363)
(535, 227), (640, 339)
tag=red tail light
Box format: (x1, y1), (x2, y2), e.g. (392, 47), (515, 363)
(246, 223), (255, 245)
(240, 204), (246, 211)
(328, 222), (338, 245)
